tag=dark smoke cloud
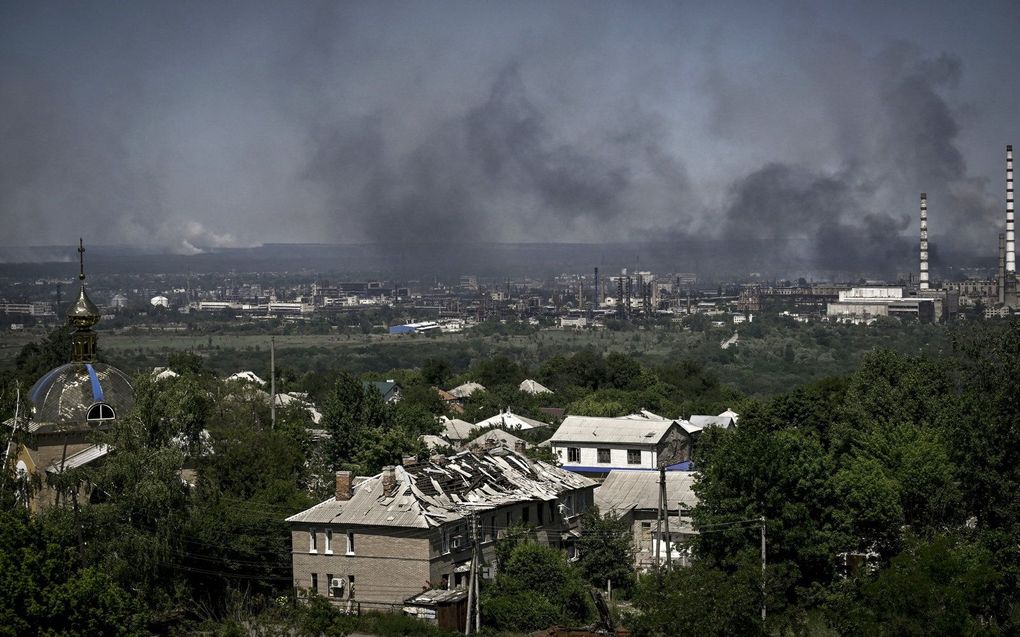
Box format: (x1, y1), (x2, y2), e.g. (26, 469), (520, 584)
(305, 63), (696, 247)
(1, 1), (1018, 278)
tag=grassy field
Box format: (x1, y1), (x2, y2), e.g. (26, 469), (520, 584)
(2, 319), (954, 397)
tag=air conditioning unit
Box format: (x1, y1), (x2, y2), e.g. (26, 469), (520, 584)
(331, 577), (347, 597)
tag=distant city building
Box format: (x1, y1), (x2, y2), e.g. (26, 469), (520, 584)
(826, 287), (935, 323)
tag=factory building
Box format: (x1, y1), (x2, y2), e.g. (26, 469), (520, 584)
(826, 287), (935, 323)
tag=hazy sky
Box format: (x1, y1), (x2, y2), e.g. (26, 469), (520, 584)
(2, 0), (1018, 271)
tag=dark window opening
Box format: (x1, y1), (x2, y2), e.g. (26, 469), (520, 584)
(597, 448), (611, 464)
(86, 403), (116, 422)
(567, 447), (580, 462)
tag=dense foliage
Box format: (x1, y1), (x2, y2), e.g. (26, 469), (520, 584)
(2, 319), (1020, 635)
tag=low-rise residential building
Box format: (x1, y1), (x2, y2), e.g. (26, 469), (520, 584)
(364, 380), (401, 403)
(595, 469), (699, 570)
(285, 449), (596, 609)
(549, 413), (694, 479)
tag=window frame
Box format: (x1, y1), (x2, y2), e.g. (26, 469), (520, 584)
(627, 449), (642, 465)
(308, 528), (318, 554)
(567, 447), (580, 462)
(310, 572), (318, 592)
(597, 448), (611, 464)
(346, 530), (355, 556)
(324, 529), (333, 554)
(86, 402), (116, 422)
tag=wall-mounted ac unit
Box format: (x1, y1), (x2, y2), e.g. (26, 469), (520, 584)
(331, 577), (347, 598)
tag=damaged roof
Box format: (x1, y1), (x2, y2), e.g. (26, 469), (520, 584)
(286, 449), (595, 529)
(595, 469), (699, 514)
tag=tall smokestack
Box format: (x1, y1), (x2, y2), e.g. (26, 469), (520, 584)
(998, 232), (1006, 305)
(919, 193), (929, 290)
(1007, 145), (1015, 273)
(593, 267), (599, 309)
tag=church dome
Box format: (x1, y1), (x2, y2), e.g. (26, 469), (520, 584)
(28, 362), (134, 426)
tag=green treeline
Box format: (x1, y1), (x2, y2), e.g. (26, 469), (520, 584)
(0, 320), (1018, 635)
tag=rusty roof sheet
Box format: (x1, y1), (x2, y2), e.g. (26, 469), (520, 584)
(287, 449), (595, 529)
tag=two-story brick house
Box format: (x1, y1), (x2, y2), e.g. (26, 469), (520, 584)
(285, 448), (596, 609)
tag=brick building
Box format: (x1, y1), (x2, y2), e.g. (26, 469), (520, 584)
(285, 449), (596, 609)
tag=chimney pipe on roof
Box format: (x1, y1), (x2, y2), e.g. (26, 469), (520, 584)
(381, 465), (397, 497)
(335, 470), (353, 501)
(920, 193), (929, 290)
(1007, 145), (1015, 273)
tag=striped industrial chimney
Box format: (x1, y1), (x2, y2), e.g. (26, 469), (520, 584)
(1008, 144), (1015, 273)
(919, 192), (929, 290)
(998, 232), (1007, 305)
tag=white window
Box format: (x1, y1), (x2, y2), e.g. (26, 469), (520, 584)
(325, 529), (333, 554)
(568, 447), (580, 462)
(309, 529), (317, 553)
(346, 531), (355, 555)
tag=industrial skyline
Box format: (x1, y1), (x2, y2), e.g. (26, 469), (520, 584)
(2, 1), (1020, 276)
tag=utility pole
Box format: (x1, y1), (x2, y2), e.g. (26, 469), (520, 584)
(654, 467), (663, 568)
(760, 516), (767, 622)
(270, 336), (276, 430)
(465, 511), (479, 635)
(660, 466), (672, 570)
(474, 517), (481, 634)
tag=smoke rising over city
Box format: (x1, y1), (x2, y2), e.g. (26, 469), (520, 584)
(2, 1), (1018, 276)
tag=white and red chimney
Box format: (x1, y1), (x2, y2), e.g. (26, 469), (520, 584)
(1008, 145), (1015, 273)
(919, 193), (929, 290)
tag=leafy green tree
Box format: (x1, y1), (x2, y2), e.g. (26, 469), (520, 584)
(693, 424), (844, 587)
(566, 394), (627, 417)
(0, 509), (145, 636)
(853, 535), (1003, 636)
(831, 456), (903, 557)
(576, 506), (635, 594)
(421, 358), (452, 387)
(628, 559), (764, 637)
(482, 542), (592, 632)
(320, 372), (386, 469)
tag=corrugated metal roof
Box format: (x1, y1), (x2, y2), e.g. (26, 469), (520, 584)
(405, 588), (468, 604)
(689, 415), (734, 429)
(550, 415), (678, 445)
(463, 428), (529, 451)
(287, 449), (595, 529)
(441, 417), (475, 441)
(46, 444), (110, 473)
(473, 410), (549, 431)
(595, 470), (699, 514)
(519, 379), (553, 395)
(448, 382), (485, 399)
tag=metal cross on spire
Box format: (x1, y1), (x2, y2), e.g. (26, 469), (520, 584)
(78, 238), (86, 281)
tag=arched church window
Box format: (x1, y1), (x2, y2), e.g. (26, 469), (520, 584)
(86, 402), (116, 422)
